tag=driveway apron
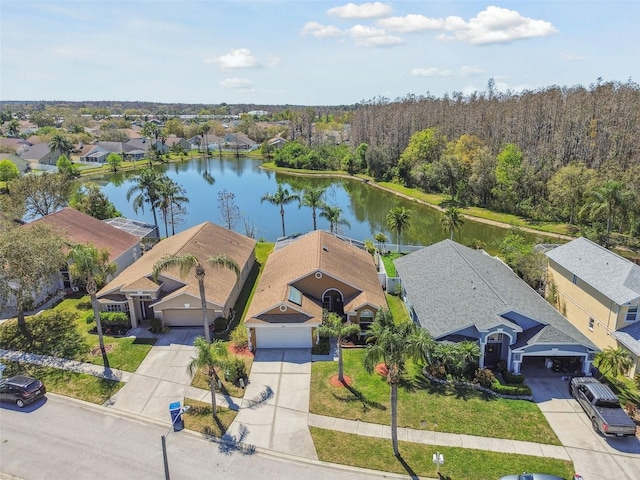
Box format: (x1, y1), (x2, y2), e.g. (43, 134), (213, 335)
(105, 328), (201, 423)
(227, 348), (317, 460)
(525, 373), (640, 479)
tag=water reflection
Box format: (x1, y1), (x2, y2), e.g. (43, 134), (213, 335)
(90, 157), (550, 251)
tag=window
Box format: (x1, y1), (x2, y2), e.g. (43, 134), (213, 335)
(287, 286), (303, 306)
(625, 306), (638, 323)
(106, 304), (121, 312)
(588, 318), (595, 331)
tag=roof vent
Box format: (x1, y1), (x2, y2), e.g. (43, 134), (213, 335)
(322, 246), (329, 252)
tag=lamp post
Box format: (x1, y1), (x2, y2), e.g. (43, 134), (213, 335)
(161, 404), (190, 480)
(432, 451), (444, 475)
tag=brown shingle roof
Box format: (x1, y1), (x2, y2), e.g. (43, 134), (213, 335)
(98, 222), (256, 308)
(30, 207), (139, 262)
(245, 231), (386, 325)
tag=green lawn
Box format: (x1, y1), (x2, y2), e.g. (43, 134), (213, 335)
(311, 428), (574, 480)
(380, 252), (403, 277)
(183, 398), (238, 437)
(190, 342), (254, 398)
(1, 361), (123, 405)
(52, 295), (156, 371)
(310, 349), (560, 445)
(386, 294), (409, 323)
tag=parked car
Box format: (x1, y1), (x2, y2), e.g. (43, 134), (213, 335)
(0, 375), (46, 408)
(569, 376), (637, 436)
(499, 474), (564, 480)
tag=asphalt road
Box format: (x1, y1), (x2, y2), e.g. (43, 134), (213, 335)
(0, 394), (407, 480)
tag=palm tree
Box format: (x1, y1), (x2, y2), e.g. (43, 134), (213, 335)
(156, 177), (189, 237)
(317, 312), (361, 383)
(595, 347), (633, 378)
(363, 309), (434, 456)
(386, 206), (411, 252)
(319, 204), (351, 234)
(373, 232), (388, 254)
(187, 336), (230, 417)
(261, 184), (300, 237)
(441, 206), (465, 240)
(300, 187), (326, 230)
(126, 169), (163, 233)
(153, 253), (240, 343)
(580, 180), (626, 244)
(68, 244), (116, 367)
(200, 123), (211, 157)
(49, 133), (73, 158)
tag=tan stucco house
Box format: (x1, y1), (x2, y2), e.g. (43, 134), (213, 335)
(97, 222), (256, 328)
(545, 237), (640, 377)
(245, 231), (387, 350)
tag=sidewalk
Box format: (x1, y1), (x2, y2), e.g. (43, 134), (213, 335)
(308, 413), (571, 461)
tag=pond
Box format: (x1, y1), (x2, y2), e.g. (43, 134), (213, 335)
(90, 156), (552, 252)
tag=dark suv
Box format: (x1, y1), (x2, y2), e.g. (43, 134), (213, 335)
(0, 375), (46, 408)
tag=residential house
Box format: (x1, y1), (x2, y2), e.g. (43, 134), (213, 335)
(0, 153), (29, 174)
(545, 237), (640, 377)
(19, 143), (61, 167)
(32, 207), (142, 283)
(244, 231), (387, 350)
(267, 136), (287, 150)
(395, 240), (598, 375)
(80, 141), (145, 163)
(0, 137), (32, 155)
(151, 136), (190, 154)
(97, 222), (256, 328)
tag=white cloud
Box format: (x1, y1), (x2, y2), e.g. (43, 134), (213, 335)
(378, 14), (445, 33)
(220, 78), (254, 90)
(301, 22), (343, 38)
(379, 7), (556, 45)
(350, 25), (402, 47)
(328, 2), (393, 20)
(411, 67), (454, 77)
(212, 48), (257, 69)
(440, 6), (558, 45)
(264, 55), (282, 67)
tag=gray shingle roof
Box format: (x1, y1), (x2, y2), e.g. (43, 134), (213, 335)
(613, 322), (640, 356)
(545, 237), (640, 305)
(395, 240), (597, 350)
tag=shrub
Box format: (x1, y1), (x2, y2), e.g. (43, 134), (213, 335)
(230, 325), (248, 350)
(473, 368), (495, 388)
(635, 373), (640, 390)
(150, 318), (163, 334)
(312, 336), (330, 355)
(426, 364), (447, 380)
(213, 316), (227, 332)
(85, 311), (130, 326)
(502, 370), (525, 384)
(491, 380), (532, 396)
(224, 357), (247, 385)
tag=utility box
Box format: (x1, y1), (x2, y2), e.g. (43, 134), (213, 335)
(169, 401), (184, 432)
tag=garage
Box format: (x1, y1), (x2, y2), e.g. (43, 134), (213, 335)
(255, 325), (312, 349)
(159, 309), (203, 327)
(519, 353), (587, 376)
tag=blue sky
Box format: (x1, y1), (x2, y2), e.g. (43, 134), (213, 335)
(1, 1), (638, 106)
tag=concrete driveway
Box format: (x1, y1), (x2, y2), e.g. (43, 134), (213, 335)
(105, 328), (201, 422)
(525, 373), (640, 479)
(226, 348), (317, 460)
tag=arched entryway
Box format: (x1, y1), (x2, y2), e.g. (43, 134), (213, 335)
(322, 289), (344, 316)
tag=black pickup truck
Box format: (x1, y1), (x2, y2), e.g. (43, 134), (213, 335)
(569, 376), (637, 437)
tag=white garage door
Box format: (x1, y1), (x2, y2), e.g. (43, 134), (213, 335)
(256, 326), (312, 349)
(161, 309), (201, 327)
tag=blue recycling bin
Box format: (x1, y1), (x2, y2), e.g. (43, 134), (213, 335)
(169, 401), (184, 431)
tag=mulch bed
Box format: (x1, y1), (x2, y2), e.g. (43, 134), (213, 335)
(375, 363), (388, 376)
(90, 344), (114, 356)
(228, 344), (253, 358)
(329, 374), (353, 387)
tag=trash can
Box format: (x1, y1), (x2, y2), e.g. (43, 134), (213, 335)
(169, 401), (183, 432)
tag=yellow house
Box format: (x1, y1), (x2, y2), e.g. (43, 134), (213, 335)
(545, 237), (640, 377)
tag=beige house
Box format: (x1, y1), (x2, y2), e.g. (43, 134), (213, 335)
(97, 222), (256, 328)
(545, 237), (640, 377)
(245, 231), (387, 350)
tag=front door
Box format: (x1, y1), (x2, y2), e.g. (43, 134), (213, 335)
(484, 343), (501, 368)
